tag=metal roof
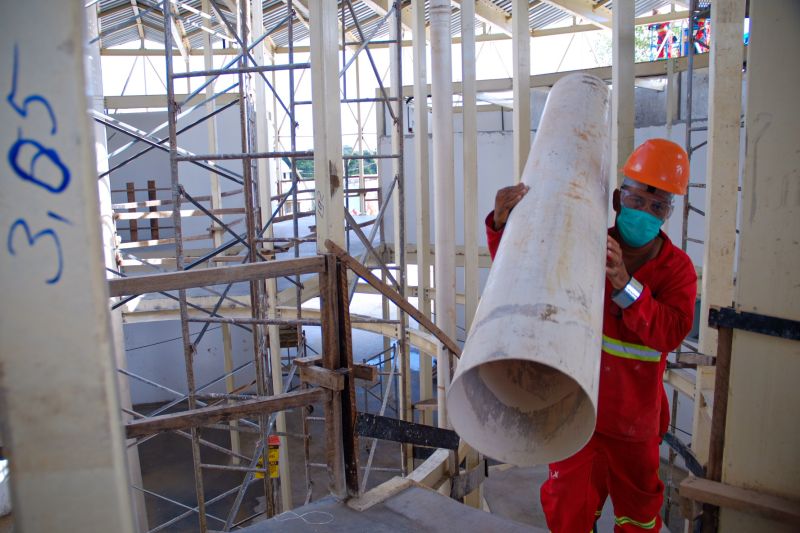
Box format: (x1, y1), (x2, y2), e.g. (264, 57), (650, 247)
(94, 0), (693, 51)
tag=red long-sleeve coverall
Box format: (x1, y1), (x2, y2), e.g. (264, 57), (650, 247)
(485, 212), (697, 532)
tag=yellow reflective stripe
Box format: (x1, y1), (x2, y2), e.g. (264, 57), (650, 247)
(602, 335), (661, 363)
(614, 515), (657, 529)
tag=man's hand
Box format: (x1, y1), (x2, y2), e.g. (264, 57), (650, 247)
(606, 235), (630, 290)
(493, 183), (530, 231)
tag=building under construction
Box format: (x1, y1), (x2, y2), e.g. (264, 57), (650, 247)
(0, 1), (797, 532)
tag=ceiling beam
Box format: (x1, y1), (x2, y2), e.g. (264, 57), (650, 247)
(169, 3), (191, 58)
(130, 0), (146, 45)
(360, 0), (414, 33)
(452, 0), (512, 36)
(539, 0), (612, 30)
(400, 51), (711, 97)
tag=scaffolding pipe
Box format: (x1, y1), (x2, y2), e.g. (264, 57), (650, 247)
(447, 74), (610, 465)
(430, 0), (456, 429)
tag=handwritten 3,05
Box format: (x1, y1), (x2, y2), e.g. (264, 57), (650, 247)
(6, 44), (72, 284)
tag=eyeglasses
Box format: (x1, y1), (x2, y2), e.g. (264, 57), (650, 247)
(620, 186), (674, 219)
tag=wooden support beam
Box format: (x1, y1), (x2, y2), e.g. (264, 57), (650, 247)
(693, 0), (745, 470)
(335, 255), (361, 496)
(360, 0), (413, 32)
(679, 477), (800, 527)
(299, 366), (345, 391)
(718, 3), (800, 530)
(408, 448), (452, 487)
(412, 0), (434, 427)
(611, 0), (635, 186)
(310, 1), (345, 252)
(453, 0), (512, 35)
(125, 388), (326, 439)
(352, 363), (379, 382)
(126, 182), (139, 241)
(108, 255), (324, 296)
(540, 0), (612, 30)
(325, 240), (462, 357)
(512, 0), (530, 183)
(320, 255), (347, 498)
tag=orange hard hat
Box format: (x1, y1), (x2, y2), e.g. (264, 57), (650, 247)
(623, 139), (689, 195)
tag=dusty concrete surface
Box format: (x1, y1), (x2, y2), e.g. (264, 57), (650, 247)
(241, 486), (542, 533)
(483, 463), (685, 533)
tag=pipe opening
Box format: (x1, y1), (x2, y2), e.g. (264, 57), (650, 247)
(449, 359), (596, 465)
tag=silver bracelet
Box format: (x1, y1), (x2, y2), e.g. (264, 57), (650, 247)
(612, 277), (644, 309)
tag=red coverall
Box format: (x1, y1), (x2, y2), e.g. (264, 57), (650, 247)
(485, 212), (697, 532)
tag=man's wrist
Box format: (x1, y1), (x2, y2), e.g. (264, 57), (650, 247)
(612, 276), (643, 309)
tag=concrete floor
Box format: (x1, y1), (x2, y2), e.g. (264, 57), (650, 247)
(133, 367), (687, 532)
(483, 464), (684, 533)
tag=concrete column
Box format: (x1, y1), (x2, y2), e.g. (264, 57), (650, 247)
(310, 1), (345, 251)
(87, 5), (148, 530)
(462, 0), (479, 333)
(611, 0), (635, 187)
(691, 0), (746, 467)
(719, 2), (800, 531)
(430, 0), (455, 428)
(512, 0), (531, 182)
(412, 0), (434, 426)
(0, 2), (135, 530)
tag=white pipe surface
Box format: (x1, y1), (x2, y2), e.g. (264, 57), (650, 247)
(430, 0), (456, 428)
(447, 73), (610, 465)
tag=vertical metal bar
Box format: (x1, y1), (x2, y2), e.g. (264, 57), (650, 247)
(235, 0), (275, 517)
(162, 2), (207, 530)
(512, 0), (531, 183)
(430, 0), (455, 429)
(389, 0), (411, 474)
(682, 0), (696, 254)
(288, 1), (303, 354)
(412, 0), (433, 427)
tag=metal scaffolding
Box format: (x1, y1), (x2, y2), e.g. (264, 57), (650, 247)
(90, 1), (410, 530)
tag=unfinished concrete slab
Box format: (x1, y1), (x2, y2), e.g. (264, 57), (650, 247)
(237, 485), (543, 532)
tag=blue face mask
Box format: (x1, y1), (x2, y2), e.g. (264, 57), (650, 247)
(617, 206), (663, 247)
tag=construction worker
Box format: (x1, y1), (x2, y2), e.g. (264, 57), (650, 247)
(485, 139), (697, 532)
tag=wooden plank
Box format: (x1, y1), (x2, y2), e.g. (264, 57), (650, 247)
(107, 255), (325, 296)
(114, 207), (245, 220)
(294, 355), (323, 367)
(352, 363), (378, 383)
(325, 240), (461, 357)
(126, 182), (138, 241)
(680, 477), (800, 527)
(125, 388), (326, 439)
(347, 476), (415, 512)
(337, 257), (361, 496)
(320, 254), (346, 498)
(147, 180), (159, 239)
(707, 327), (733, 482)
(299, 366), (344, 391)
(408, 448), (452, 488)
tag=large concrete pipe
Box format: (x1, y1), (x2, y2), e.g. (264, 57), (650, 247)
(447, 73), (610, 465)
